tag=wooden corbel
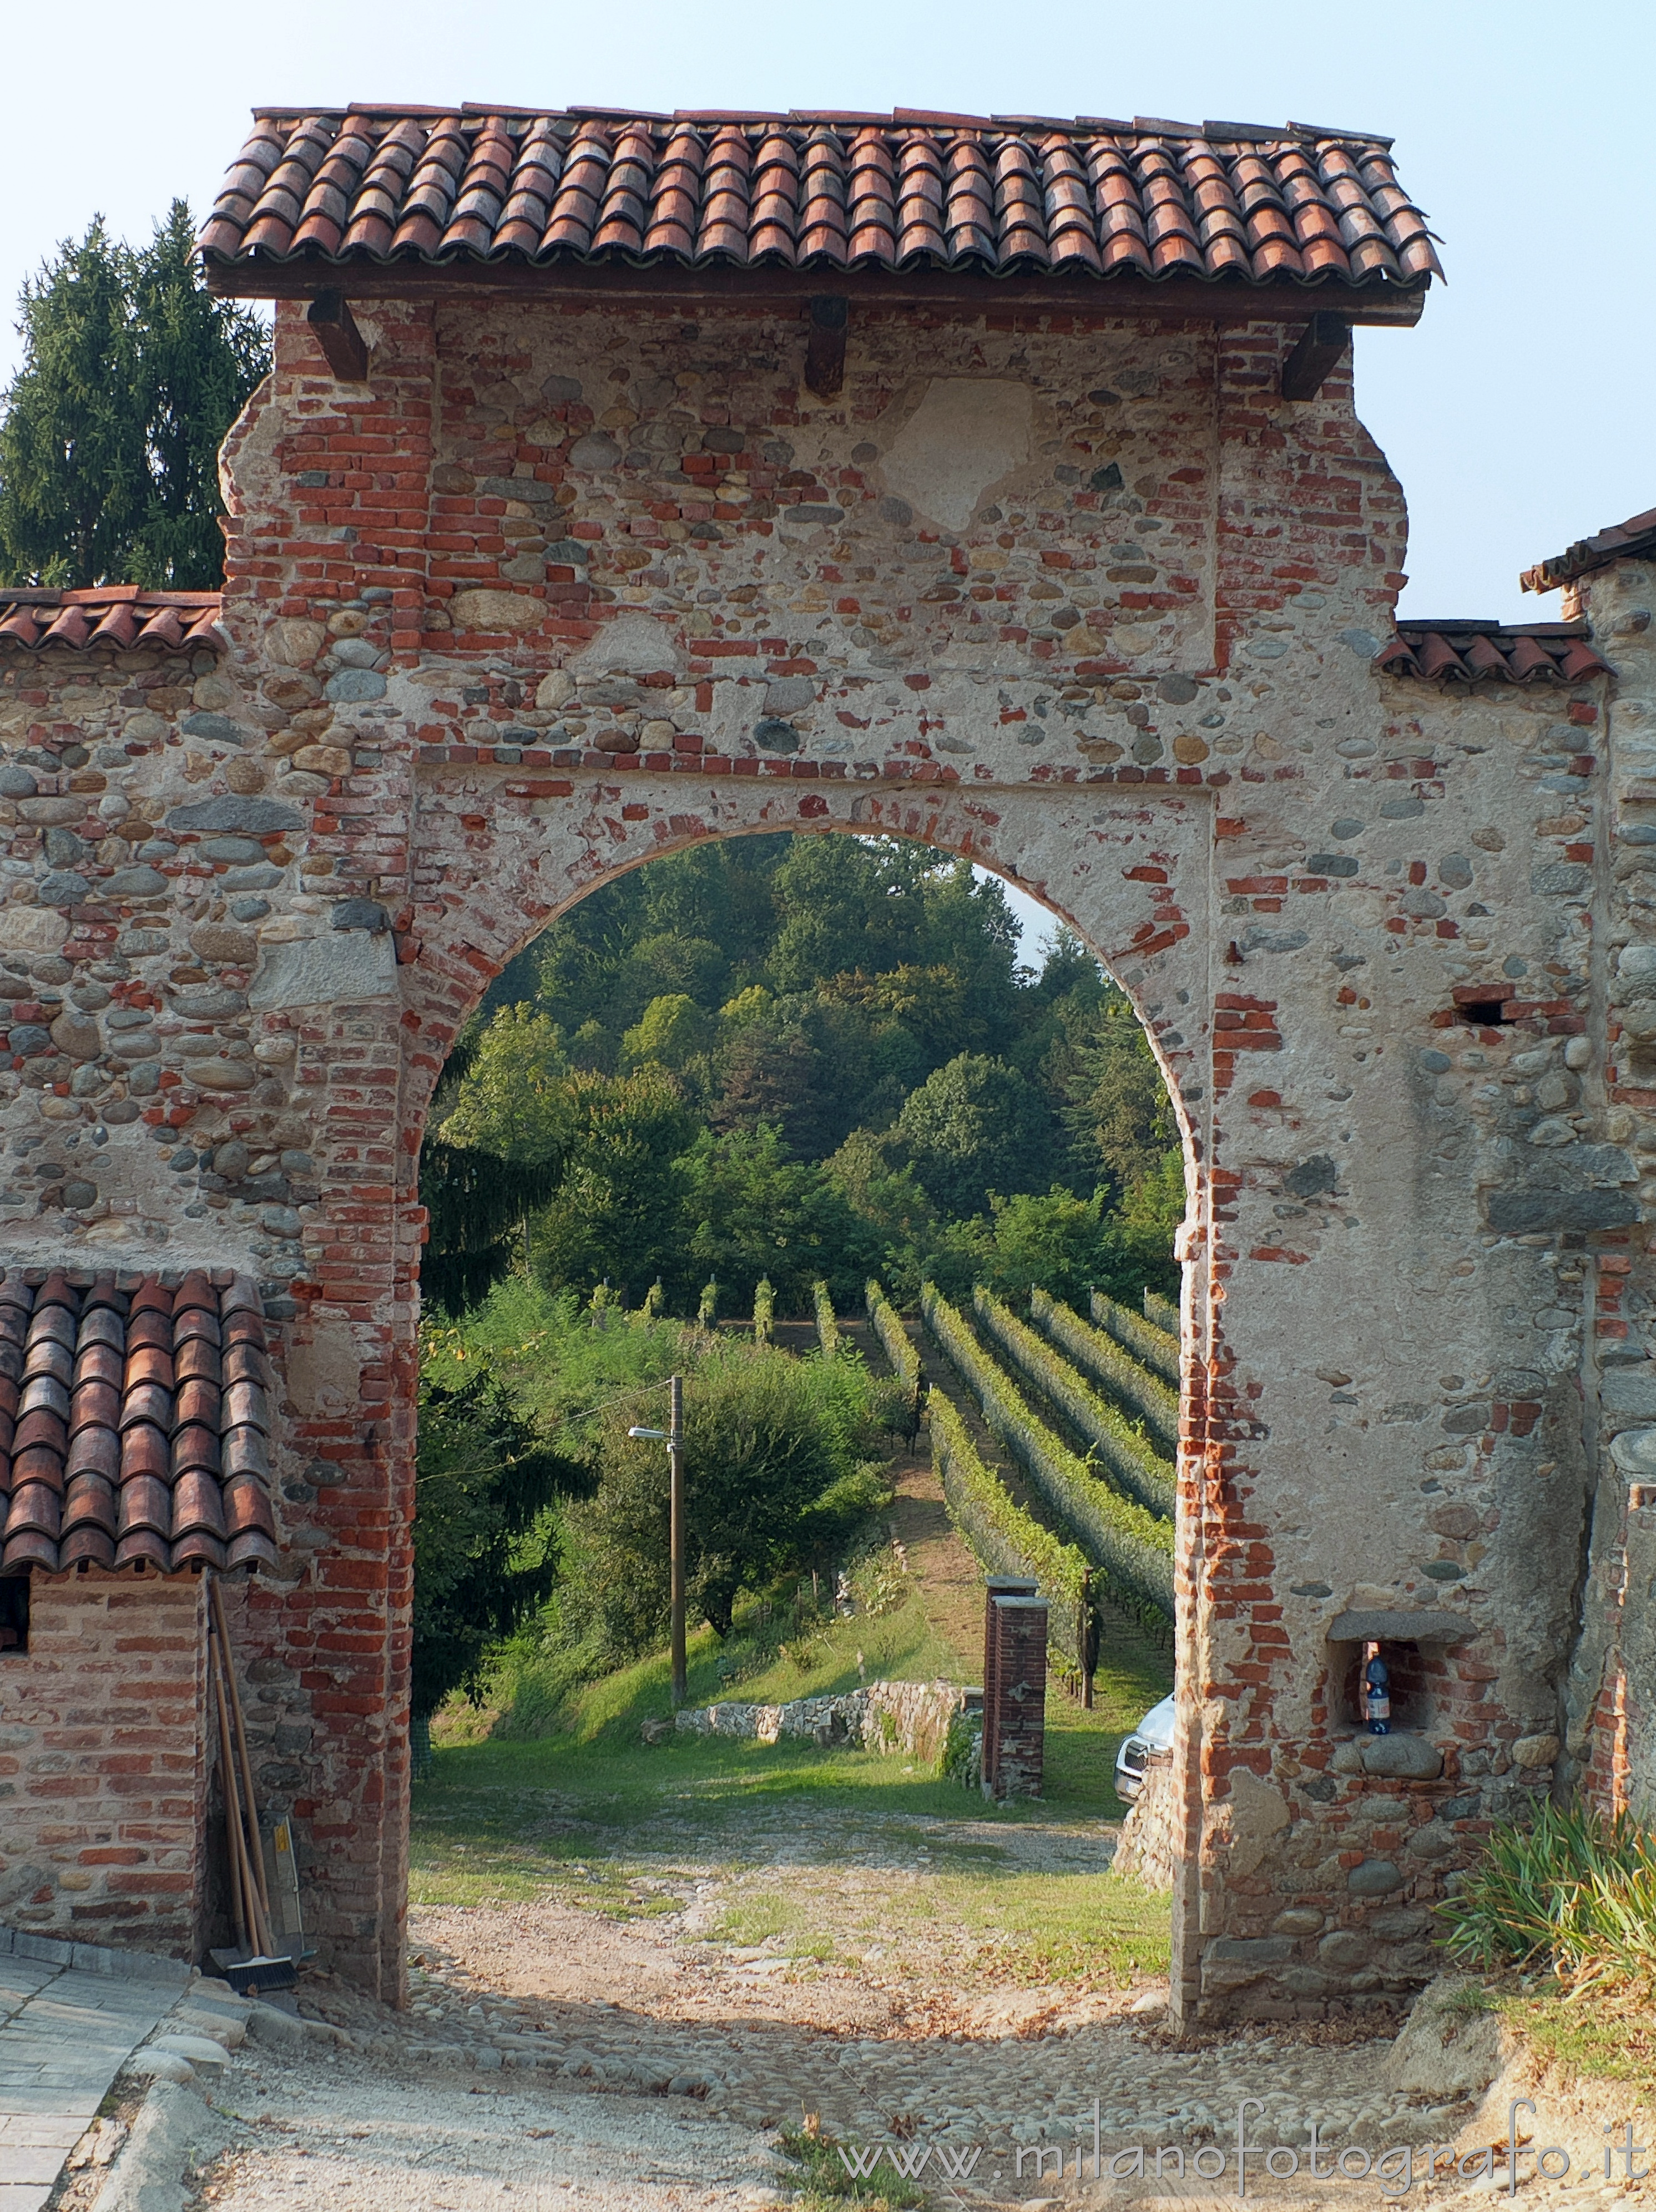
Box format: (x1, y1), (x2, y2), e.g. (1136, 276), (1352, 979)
(1280, 312), (1350, 401)
(307, 291), (369, 382)
(804, 295), (848, 399)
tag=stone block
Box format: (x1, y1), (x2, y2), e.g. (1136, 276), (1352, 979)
(1316, 1930), (1370, 1970)
(248, 933), (399, 1011)
(1359, 1735), (1444, 1781)
(1347, 1860), (1405, 1897)
(450, 590), (546, 632)
(1327, 1610), (1470, 1644)
(1510, 1733), (1560, 1769)
(167, 797), (302, 837)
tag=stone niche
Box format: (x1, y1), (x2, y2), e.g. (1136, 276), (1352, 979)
(1325, 1609), (1470, 1780)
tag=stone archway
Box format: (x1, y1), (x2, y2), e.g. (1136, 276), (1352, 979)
(0, 103), (1633, 2021)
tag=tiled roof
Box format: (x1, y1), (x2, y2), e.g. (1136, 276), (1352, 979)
(198, 109), (1441, 293)
(1521, 505), (1656, 595)
(0, 1269), (279, 1578)
(0, 590), (223, 653)
(1376, 620), (1609, 684)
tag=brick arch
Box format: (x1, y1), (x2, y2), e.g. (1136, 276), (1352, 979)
(367, 770), (1218, 1991)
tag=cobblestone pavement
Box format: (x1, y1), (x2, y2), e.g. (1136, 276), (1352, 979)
(184, 1897), (1653, 2211)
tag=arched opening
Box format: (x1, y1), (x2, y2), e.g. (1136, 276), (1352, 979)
(400, 814), (1199, 2032)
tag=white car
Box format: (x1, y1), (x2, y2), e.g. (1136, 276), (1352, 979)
(1114, 1692), (1177, 1801)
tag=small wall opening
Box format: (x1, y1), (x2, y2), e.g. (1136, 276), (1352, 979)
(0, 1575), (31, 1654)
(1334, 1638), (1427, 1732)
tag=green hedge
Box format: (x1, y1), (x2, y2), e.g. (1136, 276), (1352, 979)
(698, 1279), (718, 1328)
(1032, 1288), (1179, 1452)
(813, 1280), (841, 1359)
(754, 1278), (774, 1345)
(1088, 1289), (1179, 1388)
(990, 1289), (1176, 1521)
(921, 1284), (1174, 1622)
(865, 1278), (922, 1395)
(928, 1391), (1090, 1669)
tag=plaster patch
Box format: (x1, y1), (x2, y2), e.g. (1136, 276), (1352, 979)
(880, 380), (1034, 533)
(568, 614), (685, 679)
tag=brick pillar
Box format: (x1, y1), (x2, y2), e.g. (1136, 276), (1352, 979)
(985, 1594), (1048, 1800)
(981, 1576), (1037, 1795)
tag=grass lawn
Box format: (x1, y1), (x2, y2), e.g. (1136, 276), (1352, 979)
(413, 1571), (1174, 1992)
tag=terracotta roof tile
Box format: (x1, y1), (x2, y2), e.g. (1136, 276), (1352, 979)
(200, 111), (1440, 295)
(1377, 620), (1610, 684)
(0, 590), (221, 652)
(0, 1270), (277, 1577)
(1521, 504), (1656, 595)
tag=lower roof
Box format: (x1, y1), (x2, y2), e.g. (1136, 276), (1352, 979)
(0, 1269), (278, 1580)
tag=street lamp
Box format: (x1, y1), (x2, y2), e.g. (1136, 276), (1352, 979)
(628, 1373), (686, 1707)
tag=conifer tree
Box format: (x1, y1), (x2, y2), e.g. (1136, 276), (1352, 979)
(0, 203), (269, 589)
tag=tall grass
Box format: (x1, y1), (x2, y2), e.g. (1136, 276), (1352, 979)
(1440, 1799), (1656, 1998)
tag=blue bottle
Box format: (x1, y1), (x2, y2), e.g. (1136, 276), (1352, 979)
(1363, 1651), (1392, 1736)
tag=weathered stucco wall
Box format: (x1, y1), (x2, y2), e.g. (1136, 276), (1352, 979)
(0, 287), (1647, 2020)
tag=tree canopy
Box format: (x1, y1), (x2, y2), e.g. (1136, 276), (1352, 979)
(423, 835), (1185, 1316)
(0, 204), (269, 589)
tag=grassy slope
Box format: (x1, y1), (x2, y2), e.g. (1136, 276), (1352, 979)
(416, 1294), (1175, 1990)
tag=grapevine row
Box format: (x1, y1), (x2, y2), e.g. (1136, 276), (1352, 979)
(921, 1284), (1174, 1622)
(1087, 1289), (1179, 1388)
(813, 1280), (841, 1358)
(988, 1289), (1176, 1522)
(928, 1391), (1090, 1669)
(1031, 1287), (1179, 1452)
(865, 1278), (922, 1395)
(754, 1277), (774, 1345)
(1143, 1287), (1180, 1338)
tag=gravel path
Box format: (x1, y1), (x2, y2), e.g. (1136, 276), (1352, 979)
(190, 1890), (1514, 2211)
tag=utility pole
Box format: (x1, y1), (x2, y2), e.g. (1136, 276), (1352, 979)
(668, 1374), (686, 1708)
(630, 1375), (688, 1708)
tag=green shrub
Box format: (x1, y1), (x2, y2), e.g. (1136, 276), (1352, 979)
(1440, 1799), (1656, 1997)
(1144, 1287), (1179, 1335)
(754, 1276), (775, 1345)
(921, 1284), (1174, 1622)
(865, 1278), (921, 1395)
(988, 1288), (1175, 1517)
(1032, 1288), (1179, 1449)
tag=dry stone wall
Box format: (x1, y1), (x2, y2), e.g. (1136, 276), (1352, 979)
(0, 286), (1647, 2022)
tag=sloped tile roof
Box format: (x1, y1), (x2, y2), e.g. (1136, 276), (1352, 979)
(0, 1269), (279, 1577)
(0, 590), (223, 653)
(1376, 620), (1609, 684)
(198, 109), (1441, 294)
(1521, 505), (1656, 595)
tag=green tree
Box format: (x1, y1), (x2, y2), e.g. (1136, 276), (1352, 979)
(440, 1006), (572, 1163)
(412, 1350), (585, 1719)
(682, 1123), (879, 1308)
(562, 1347), (886, 1649)
(127, 202), (271, 587)
(894, 1051), (1057, 1218)
(534, 1068), (696, 1299)
(620, 991), (713, 1072)
(0, 205), (269, 589)
(1052, 990), (1179, 1199)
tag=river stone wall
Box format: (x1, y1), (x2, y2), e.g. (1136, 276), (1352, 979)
(0, 290), (1649, 2022)
(674, 1679), (966, 1760)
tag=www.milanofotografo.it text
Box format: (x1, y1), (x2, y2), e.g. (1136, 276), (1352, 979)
(834, 2100), (1652, 2197)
